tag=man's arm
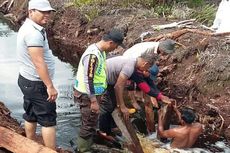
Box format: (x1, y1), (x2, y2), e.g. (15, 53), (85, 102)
(114, 73), (129, 120)
(82, 54), (99, 113)
(172, 104), (182, 124)
(131, 72), (171, 104)
(28, 47), (57, 102)
(145, 76), (171, 104)
(158, 109), (176, 138)
(131, 72), (160, 97)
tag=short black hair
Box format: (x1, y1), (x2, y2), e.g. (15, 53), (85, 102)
(102, 29), (124, 46)
(181, 108), (196, 124)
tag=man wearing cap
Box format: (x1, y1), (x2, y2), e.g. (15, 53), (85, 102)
(74, 29), (124, 153)
(17, 0), (57, 150)
(123, 39), (175, 108)
(123, 39), (176, 57)
(122, 39), (175, 133)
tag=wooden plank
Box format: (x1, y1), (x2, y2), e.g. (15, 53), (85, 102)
(157, 104), (173, 142)
(0, 126), (57, 153)
(112, 108), (144, 153)
(144, 100), (155, 133)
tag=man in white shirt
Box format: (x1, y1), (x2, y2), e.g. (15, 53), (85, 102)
(17, 0), (57, 150)
(123, 39), (175, 58)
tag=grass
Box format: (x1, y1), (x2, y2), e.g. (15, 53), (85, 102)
(73, 0), (107, 21)
(189, 4), (217, 26)
(72, 0), (217, 25)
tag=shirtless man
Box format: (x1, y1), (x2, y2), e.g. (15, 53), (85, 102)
(158, 106), (203, 149)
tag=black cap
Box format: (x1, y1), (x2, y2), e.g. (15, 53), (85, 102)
(104, 29), (125, 48)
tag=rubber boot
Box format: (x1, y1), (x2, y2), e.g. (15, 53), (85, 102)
(77, 136), (93, 153)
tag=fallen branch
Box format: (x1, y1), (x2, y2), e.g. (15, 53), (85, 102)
(218, 113), (225, 135)
(206, 104), (225, 135)
(144, 29), (189, 41)
(151, 19), (195, 30)
(0, 126), (57, 153)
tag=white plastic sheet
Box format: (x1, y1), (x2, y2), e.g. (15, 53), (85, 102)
(211, 0), (230, 33)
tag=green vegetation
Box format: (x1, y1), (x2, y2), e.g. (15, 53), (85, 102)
(73, 0), (107, 21)
(73, 0), (106, 7)
(72, 0), (217, 25)
(189, 4), (217, 26)
(154, 4), (172, 17)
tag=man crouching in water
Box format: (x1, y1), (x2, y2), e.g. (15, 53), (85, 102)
(158, 106), (203, 149)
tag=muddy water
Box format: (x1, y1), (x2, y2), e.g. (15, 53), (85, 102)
(0, 18), (80, 151)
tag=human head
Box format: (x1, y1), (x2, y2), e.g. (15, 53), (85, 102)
(102, 29), (125, 52)
(158, 39), (176, 54)
(136, 50), (158, 72)
(181, 108), (196, 124)
(28, 0), (55, 25)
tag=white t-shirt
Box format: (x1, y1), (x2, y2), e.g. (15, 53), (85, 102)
(17, 18), (55, 81)
(123, 42), (159, 59)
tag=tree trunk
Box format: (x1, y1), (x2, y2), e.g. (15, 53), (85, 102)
(0, 126), (57, 153)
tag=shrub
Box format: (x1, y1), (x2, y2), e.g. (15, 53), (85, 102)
(189, 4), (217, 26)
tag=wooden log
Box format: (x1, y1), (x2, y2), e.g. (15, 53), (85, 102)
(144, 29), (189, 41)
(157, 104), (173, 142)
(145, 28), (230, 43)
(112, 108), (144, 153)
(151, 19), (195, 30)
(0, 126), (57, 153)
(144, 100), (155, 133)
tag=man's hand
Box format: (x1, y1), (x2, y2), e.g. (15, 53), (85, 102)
(120, 105), (129, 120)
(90, 101), (99, 113)
(161, 95), (171, 104)
(47, 86), (58, 102)
(132, 101), (141, 110)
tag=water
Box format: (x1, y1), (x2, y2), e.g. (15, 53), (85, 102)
(147, 132), (230, 153)
(0, 18), (80, 151)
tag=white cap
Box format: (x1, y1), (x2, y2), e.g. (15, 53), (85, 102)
(28, 0), (55, 12)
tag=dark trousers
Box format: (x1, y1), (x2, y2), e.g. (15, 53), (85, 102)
(74, 92), (99, 139)
(99, 85), (117, 135)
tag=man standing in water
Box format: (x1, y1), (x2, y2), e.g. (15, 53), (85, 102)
(158, 106), (203, 149)
(74, 29), (125, 153)
(17, 0), (57, 150)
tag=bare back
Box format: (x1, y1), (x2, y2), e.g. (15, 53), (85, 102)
(170, 123), (202, 149)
